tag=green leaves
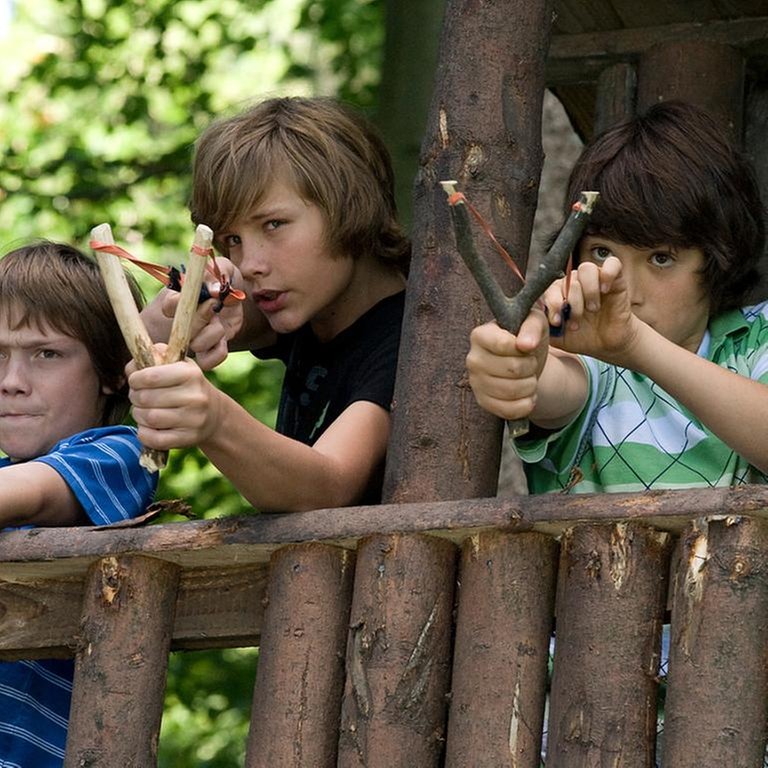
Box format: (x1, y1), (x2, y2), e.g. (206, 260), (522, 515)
(0, 1), (386, 763)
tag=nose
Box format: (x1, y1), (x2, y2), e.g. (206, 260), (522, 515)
(0, 357), (31, 395)
(621, 262), (644, 308)
(237, 237), (272, 280)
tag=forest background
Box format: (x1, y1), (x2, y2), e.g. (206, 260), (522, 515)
(0, 1), (580, 764)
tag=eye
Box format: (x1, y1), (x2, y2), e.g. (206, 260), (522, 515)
(649, 251), (675, 268)
(37, 348), (62, 360)
(589, 245), (613, 263)
(264, 219), (285, 232)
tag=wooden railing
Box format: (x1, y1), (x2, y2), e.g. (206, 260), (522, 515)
(3, 485), (768, 767)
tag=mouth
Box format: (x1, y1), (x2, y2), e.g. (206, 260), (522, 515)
(253, 289), (281, 301)
(253, 289), (286, 313)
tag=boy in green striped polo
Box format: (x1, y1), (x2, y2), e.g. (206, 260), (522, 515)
(466, 100), (768, 494)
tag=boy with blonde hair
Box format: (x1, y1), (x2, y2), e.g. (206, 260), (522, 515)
(134, 96), (409, 511)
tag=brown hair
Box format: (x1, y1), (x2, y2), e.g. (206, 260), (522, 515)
(190, 96), (410, 274)
(565, 100), (766, 314)
(0, 241), (144, 425)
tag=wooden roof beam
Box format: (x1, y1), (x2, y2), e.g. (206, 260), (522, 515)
(547, 16), (768, 86)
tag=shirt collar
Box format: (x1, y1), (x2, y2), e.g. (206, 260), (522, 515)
(706, 307), (750, 356)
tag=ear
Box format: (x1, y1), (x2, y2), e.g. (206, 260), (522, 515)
(101, 375), (125, 396)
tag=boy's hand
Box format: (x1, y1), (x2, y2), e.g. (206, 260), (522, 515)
(127, 346), (222, 449)
(465, 309), (549, 421)
(544, 255), (640, 364)
(144, 257), (245, 370)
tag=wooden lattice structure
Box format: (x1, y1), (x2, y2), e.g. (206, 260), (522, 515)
(3, 2), (768, 766)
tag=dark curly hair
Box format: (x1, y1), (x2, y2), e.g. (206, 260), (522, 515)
(564, 100), (766, 315)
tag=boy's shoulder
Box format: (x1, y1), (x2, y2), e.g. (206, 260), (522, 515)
(0, 426), (141, 468)
(708, 300), (768, 352)
(48, 424), (139, 453)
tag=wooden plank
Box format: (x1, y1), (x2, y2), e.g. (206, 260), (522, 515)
(594, 61), (636, 134)
(0, 564), (267, 659)
(553, 0), (767, 35)
(3, 486), (768, 579)
(546, 17), (768, 86)
(607, 0), (722, 27)
(552, 0), (624, 35)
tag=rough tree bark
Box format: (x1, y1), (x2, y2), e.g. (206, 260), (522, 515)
(65, 555), (180, 768)
(445, 531), (559, 767)
(336, 533), (456, 768)
(547, 523), (672, 767)
(383, 0), (555, 504)
(245, 543), (355, 768)
(663, 517), (768, 767)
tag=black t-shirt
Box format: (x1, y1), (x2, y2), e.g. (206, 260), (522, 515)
(255, 290), (405, 468)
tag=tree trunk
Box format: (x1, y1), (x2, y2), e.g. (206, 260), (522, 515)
(445, 531), (558, 767)
(663, 517), (768, 767)
(245, 543), (354, 768)
(65, 555), (179, 768)
(383, 0), (556, 504)
(547, 523), (672, 767)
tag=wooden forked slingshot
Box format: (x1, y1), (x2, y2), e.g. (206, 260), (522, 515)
(440, 182), (599, 437)
(90, 222), (214, 472)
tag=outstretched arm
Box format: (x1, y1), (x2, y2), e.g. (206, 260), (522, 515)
(622, 327), (768, 474)
(128, 351), (390, 512)
(0, 463), (88, 528)
(543, 255), (768, 473)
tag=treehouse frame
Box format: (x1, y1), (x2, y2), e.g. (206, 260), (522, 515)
(3, 2), (768, 766)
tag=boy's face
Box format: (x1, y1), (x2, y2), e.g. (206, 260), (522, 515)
(0, 310), (108, 461)
(579, 235), (711, 352)
(220, 176), (360, 341)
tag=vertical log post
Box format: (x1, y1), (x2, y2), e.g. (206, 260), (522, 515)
(445, 531), (559, 768)
(663, 517), (768, 767)
(337, 534), (457, 768)
(245, 543), (355, 768)
(383, 0), (555, 501)
(547, 523), (672, 767)
(594, 61), (636, 135)
(65, 555), (180, 768)
(637, 41), (745, 142)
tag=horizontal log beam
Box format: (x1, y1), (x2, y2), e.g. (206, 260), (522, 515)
(546, 17), (768, 85)
(3, 485), (768, 659)
(0, 564), (267, 660)
(3, 485), (768, 573)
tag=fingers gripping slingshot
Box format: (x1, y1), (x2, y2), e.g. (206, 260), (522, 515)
(90, 223), (215, 472)
(441, 182), (599, 438)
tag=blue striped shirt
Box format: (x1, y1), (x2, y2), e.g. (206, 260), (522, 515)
(0, 426), (157, 767)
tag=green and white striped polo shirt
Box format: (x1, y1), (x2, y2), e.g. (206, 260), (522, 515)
(516, 302), (768, 494)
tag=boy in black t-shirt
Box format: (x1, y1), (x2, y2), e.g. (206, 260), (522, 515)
(135, 97), (409, 512)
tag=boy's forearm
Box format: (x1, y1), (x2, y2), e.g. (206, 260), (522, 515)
(197, 390), (386, 512)
(529, 349), (589, 430)
(625, 325), (768, 473)
(0, 464), (86, 528)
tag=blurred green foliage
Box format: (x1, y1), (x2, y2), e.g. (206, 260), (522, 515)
(0, 0), (385, 764)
